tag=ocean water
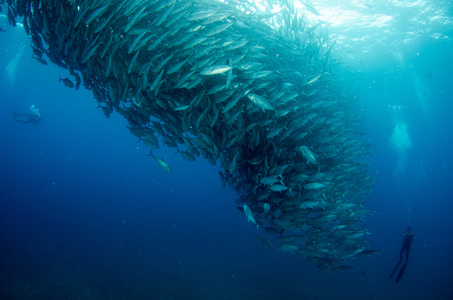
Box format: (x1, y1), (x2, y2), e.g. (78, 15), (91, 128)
(1, 1), (452, 299)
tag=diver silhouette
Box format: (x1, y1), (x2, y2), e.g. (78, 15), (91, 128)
(389, 226), (414, 282)
(12, 105), (42, 125)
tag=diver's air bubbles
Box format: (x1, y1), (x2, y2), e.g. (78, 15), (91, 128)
(390, 121), (412, 176)
(5, 44), (25, 88)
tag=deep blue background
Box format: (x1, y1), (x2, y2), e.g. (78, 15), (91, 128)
(1, 2), (453, 299)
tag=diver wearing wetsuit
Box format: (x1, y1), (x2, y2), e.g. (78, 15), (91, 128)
(389, 226), (414, 282)
(12, 105), (42, 125)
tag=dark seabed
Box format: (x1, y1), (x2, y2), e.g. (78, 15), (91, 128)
(1, 0), (453, 299)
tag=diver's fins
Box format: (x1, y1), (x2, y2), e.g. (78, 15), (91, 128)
(395, 263), (407, 282)
(389, 261), (401, 280)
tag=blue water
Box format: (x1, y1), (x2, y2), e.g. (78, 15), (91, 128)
(1, 1), (453, 299)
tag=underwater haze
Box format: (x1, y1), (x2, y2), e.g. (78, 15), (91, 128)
(1, 0), (453, 299)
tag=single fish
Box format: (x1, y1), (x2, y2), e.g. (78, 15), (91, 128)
(147, 150), (172, 174)
(200, 65), (233, 76)
(244, 204), (257, 227)
(247, 93), (274, 111)
(59, 76), (74, 88)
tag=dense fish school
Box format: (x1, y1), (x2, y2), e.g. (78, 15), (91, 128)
(3, 0), (377, 270)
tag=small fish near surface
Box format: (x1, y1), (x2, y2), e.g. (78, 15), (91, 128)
(32, 56), (47, 65)
(305, 72), (323, 85)
(7, 6), (16, 27)
(59, 76), (74, 88)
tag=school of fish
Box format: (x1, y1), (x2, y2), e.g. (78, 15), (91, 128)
(3, 0), (378, 270)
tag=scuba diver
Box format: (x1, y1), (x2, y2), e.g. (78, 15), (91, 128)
(12, 105), (42, 125)
(389, 226), (414, 282)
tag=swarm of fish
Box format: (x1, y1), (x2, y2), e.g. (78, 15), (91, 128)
(3, 0), (377, 270)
